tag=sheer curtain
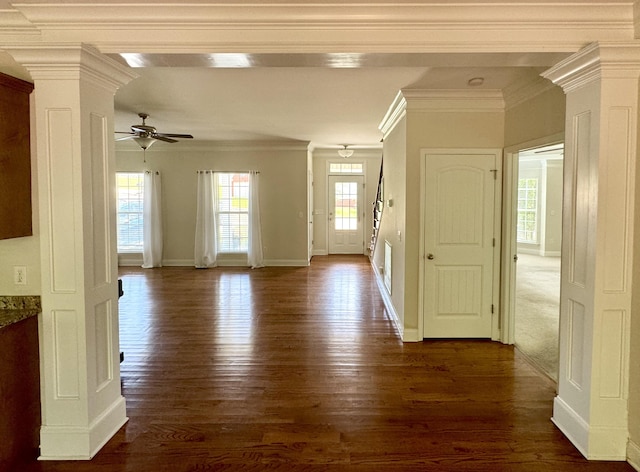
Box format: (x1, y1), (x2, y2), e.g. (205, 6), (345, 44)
(194, 170), (218, 268)
(248, 170), (265, 268)
(142, 170), (163, 268)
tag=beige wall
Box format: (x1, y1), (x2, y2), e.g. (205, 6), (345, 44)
(504, 85), (565, 148)
(312, 149), (382, 256)
(376, 105), (505, 338)
(630, 143), (640, 459)
(116, 142), (310, 266)
(372, 117), (407, 326)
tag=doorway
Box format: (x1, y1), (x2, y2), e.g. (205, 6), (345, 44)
(328, 175), (365, 254)
(513, 144), (563, 380)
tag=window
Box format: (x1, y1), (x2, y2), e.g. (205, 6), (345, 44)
(517, 177), (538, 243)
(334, 181), (358, 230)
(329, 162), (363, 174)
(116, 172), (144, 252)
(217, 173), (249, 253)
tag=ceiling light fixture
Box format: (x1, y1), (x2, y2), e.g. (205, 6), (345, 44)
(133, 135), (157, 151)
(338, 145), (354, 158)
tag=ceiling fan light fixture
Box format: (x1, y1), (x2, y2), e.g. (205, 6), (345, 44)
(133, 136), (157, 150)
(338, 145), (354, 158)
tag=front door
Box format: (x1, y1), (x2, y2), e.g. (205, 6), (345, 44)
(328, 175), (364, 254)
(423, 151), (497, 338)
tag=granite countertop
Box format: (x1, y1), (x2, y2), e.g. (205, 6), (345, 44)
(0, 296), (41, 330)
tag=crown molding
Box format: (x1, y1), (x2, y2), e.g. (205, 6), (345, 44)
(379, 89), (506, 137)
(5, 3), (634, 53)
(5, 43), (138, 90)
(542, 41), (640, 92)
(401, 89), (505, 112)
(379, 90), (407, 138)
(502, 74), (557, 110)
(116, 139), (311, 153)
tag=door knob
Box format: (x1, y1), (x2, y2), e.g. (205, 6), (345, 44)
(427, 253), (435, 260)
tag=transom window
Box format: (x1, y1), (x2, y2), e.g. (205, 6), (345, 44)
(517, 177), (538, 243)
(217, 173), (249, 253)
(329, 162), (363, 174)
(116, 172), (144, 252)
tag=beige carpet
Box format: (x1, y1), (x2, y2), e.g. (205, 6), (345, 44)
(514, 253), (561, 381)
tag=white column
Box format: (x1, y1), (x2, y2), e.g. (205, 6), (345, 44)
(542, 42), (640, 460)
(7, 44), (137, 459)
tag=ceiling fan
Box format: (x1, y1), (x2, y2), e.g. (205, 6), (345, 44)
(115, 113), (194, 150)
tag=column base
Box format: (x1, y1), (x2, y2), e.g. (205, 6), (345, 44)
(39, 396), (127, 460)
(552, 395), (628, 461)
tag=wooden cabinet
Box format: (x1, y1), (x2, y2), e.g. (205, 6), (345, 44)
(0, 72), (34, 240)
(0, 315), (41, 470)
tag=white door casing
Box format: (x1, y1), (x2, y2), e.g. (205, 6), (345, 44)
(328, 175), (364, 254)
(422, 150), (498, 338)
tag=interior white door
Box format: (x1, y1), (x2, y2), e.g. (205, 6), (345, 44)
(423, 152), (496, 338)
(328, 175), (364, 254)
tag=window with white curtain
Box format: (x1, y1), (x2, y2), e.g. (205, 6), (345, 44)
(116, 172), (144, 252)
(216, 172), (249, 253)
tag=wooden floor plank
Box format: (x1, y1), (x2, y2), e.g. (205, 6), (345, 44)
(23, 255), (634, 472)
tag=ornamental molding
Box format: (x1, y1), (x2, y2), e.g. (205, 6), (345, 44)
(5, 43), (138, 90)
(542, 41), (640, 92)
(3, 3), (635, 53)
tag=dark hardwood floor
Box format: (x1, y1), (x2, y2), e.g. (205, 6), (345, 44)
(25, 255), (634, 471)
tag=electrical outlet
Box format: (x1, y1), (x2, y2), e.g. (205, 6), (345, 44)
(14, 266), (27, 285)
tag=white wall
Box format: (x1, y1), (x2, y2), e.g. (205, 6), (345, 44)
(116, 141), (310, 267)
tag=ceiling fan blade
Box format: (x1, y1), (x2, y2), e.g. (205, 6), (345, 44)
(154, 135), (178, 143)
(156, 133), (193, 139)
(116, 135), (137, 141)
(131, 125), (155, 134)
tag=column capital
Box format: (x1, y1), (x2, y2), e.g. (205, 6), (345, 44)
(5, 43), (137, 92)
(542, 41), (640, 93)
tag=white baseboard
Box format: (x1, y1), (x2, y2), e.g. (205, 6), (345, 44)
(39, 396), (127, 460)
(312, 249), (328, 256)
(118, 258), (309, 268)
(552, 395), (628, 460)
(628, 439), (640, 471)
(162, 259), (194, 267)
(264, 259), (309, 267)
(551, 395), (589, 459)
(372, 261), (409, 341)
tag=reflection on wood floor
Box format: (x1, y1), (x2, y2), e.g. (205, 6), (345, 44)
(25, 255), (633, 471)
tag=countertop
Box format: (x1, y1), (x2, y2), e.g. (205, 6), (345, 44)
(0, 296), (41, 330)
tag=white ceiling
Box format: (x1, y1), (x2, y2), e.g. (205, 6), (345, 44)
(111, 52), (568, 150)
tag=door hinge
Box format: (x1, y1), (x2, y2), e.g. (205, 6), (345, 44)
(490, 169), (498, 180)
(492, 238), (495, 247)
(491, 304), (495, 314)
